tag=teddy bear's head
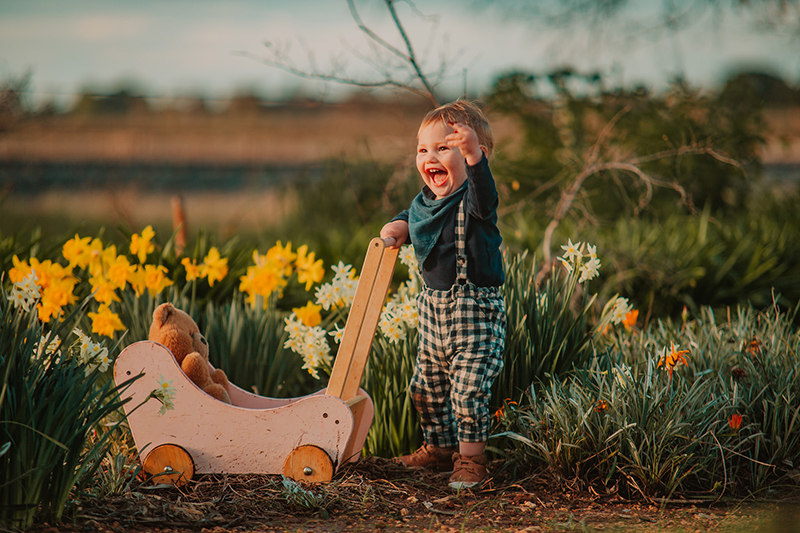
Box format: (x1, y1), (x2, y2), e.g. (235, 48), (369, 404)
(149, 303), (209, 365)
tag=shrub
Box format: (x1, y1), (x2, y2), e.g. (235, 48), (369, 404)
(494, 302), (800, 498)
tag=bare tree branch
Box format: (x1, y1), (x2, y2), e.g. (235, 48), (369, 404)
(346, 0), (410, 64)
(382, 0), (439, 102)
(240, 0), (450, 106)
(537, 135), (743, 284)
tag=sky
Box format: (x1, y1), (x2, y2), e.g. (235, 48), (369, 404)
(1, 0), (797, 110)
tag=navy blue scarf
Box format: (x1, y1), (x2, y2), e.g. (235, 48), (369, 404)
(408, 184), (466, 268)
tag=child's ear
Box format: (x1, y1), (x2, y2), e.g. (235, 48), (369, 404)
(479, 145), (489, 158)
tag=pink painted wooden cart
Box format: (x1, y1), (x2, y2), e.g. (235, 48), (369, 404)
(114, 238), (398, 485)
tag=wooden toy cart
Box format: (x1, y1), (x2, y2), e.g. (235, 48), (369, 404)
(114, 238), (398, 485)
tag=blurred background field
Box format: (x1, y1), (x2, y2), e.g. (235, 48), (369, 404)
(2, 67), (800, 320)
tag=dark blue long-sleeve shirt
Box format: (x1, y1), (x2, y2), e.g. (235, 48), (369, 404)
(393, 154), (504, 290)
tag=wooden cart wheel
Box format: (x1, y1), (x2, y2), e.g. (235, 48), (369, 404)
(282, 445), (334, 483)
(142, 444), (195, 486)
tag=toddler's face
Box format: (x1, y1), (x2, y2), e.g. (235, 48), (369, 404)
(416, 120), (468, 199)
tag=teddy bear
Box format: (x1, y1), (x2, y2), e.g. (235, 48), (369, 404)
(149, 302), (231, 404)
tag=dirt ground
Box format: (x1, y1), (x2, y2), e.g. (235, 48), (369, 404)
(21, 457), (800, 533)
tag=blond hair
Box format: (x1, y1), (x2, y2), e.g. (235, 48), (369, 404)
(419, 100), (494, 157)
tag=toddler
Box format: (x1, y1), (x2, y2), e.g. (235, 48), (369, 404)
(381, 100), (506, 490)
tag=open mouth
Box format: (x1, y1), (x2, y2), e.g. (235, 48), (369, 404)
(427, 168), (448, 187)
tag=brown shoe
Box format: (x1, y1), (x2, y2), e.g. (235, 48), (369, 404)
(394, 443), (457, 472)
(448, 453), (489, 490)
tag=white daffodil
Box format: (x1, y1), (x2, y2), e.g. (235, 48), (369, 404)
(283, 336), (301, 352)
(34, 333), (61, 358)
(399, 245), (418, 272)
(610, 297), (631, 324)
(95, 347), (111, 373)
(561, 239), (583, 262)
(400, 298), (418, 327)
(331, 261), (355, 280)
(314, 284), (335, 310)
(329, 324), (345, 344)
(7, 289), (31, 311)
(284, 314), (304, 338)
(153, 374), (177, 415)
(578, 257), (601, 283)
(315, 262), (358, 310)
(557, 256), (574, 274)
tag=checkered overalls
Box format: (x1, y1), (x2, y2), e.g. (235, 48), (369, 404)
(409, 199), (506, 447)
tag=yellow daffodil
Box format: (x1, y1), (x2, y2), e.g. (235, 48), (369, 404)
(200, 247), (228, 287)
(239, 250), (291, 305)
(106, 254), (133, 290)
(127, 264), (147, 296)
(83, 238), (105, 276)
(293, 302), (323, 327)
(87, 244), (118, 278)
(41, 279), (76, 310)
(45, 261), (74, 286)
(266, 241), (297, 276)
(37, 297), (63, 324)
(181, 257), (202, 282)
(9, 255), (33, 283)
(62, 234), (93, 269)
(295, 245), (324, 291)
(130, 225), (156, 264)
(88, 304), (126, 338)
(144, 264), (174, 296)
(89, 274), (121, 305)
(16, 259), (77, 323)
(28, 259), (52, 287)
(240, 268), (276, 303)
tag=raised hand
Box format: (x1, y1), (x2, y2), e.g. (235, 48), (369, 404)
(446, 121), (485, 166)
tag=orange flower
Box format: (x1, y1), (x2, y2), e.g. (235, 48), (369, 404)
(746, 335), (763, 358)
(728, 414), (743, 431)
(594, 399), (609, 413)
(494, 399), (517, 421)
(622, 309), (639, 331)
(657, 341), (690, 379)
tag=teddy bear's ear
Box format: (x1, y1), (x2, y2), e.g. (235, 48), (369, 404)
(152, 303), (175, 328)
